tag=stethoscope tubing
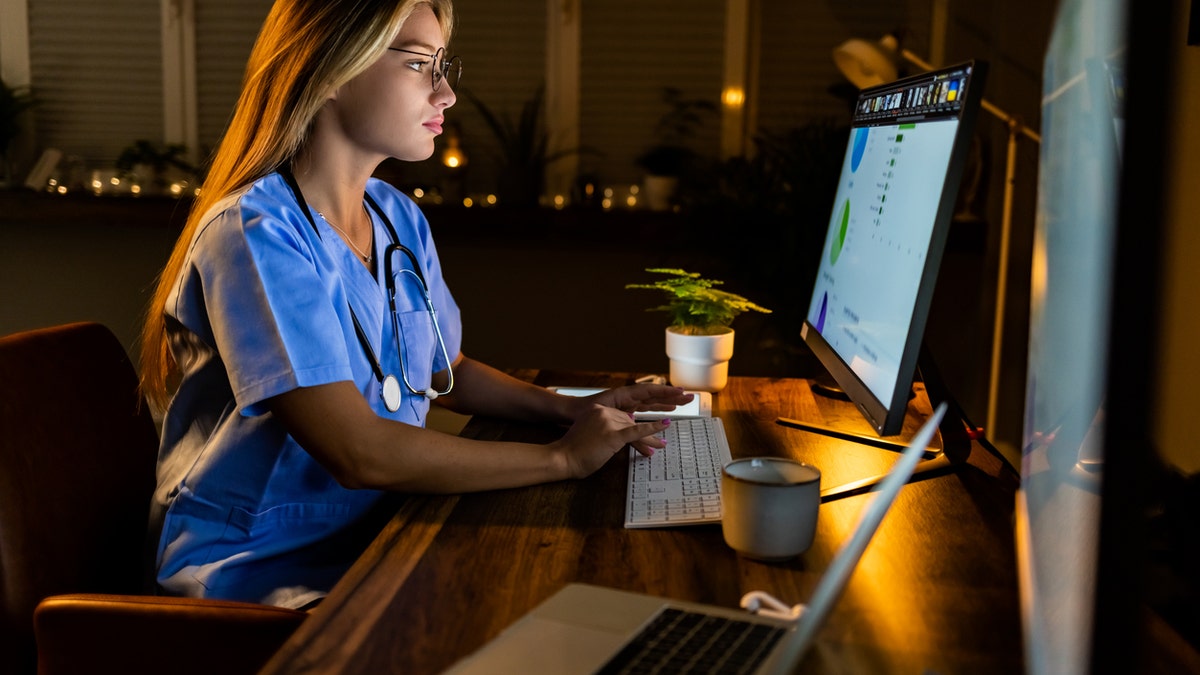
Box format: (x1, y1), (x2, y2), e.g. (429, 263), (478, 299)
(279, 167), (454, 409)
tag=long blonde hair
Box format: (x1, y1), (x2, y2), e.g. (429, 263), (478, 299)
(139, 0), (455, 411)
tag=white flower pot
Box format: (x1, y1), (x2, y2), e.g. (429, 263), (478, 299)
(665, 327), (734, 392)
(641, 174), (679, 211)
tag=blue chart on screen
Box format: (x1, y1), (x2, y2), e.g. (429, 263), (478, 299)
(850, 127), (869, 172)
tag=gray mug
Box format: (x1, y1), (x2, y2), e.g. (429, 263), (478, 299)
(721, 457), (821, 561)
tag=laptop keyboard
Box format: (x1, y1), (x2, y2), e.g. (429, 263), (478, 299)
(625, 417), (732, 528)
(595, 607), (787, 674)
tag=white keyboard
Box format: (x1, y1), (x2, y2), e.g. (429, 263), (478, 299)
(624, 417), (732, 528)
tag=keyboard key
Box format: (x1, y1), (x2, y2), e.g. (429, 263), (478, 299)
(595, 607), (786, 675)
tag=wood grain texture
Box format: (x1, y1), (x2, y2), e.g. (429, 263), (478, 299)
(262, 373), (1023, 674)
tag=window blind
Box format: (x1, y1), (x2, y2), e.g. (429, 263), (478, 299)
(194, 0), (273, 159)
(756, 1), (932, 135)
(580, 0), (725, 188)
(431, 0), (547, 196)
(27, 0), (163, 167)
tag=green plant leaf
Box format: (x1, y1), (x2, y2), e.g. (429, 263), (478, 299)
(626, 267), (770, 333)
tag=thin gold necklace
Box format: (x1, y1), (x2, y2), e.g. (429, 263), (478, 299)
(318, 204), (373, 264)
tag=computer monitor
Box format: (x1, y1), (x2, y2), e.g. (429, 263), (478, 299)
(1017, 0), (1172, 672)
(799, 61), (987, 437)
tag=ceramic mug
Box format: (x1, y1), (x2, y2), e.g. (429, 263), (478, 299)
(721, 457), (821, 561)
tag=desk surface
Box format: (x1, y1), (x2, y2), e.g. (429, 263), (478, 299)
(260, 372), (1023, 674)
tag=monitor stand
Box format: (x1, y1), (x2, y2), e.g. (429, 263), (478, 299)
(776, 344), (973, 501)
(807, 373), (851, 402)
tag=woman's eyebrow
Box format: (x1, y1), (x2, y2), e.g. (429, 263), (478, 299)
(391, 40), (438, 53)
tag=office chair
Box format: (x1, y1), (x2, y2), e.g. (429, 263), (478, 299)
(0, 322), (306, 675)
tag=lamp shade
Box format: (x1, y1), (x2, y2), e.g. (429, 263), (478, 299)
(832, 36), (900, 88)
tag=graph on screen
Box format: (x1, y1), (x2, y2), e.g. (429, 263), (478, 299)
(807, 118), (959, 402)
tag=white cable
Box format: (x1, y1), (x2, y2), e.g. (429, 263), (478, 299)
(740, 591), (806, 623)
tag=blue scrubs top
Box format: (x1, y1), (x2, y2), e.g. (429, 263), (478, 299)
(152, 172), (462, 608)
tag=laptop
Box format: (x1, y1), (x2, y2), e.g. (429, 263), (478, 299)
(443, 403), (948, 674)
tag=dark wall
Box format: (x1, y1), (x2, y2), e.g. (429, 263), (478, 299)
(0, 195), (818, 384)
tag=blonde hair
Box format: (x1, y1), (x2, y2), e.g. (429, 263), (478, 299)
(139, 0), (455, 411)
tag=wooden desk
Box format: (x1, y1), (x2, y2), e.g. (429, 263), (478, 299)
(260, 372), (1022, 674)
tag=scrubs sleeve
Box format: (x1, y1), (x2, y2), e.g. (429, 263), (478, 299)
(177, 194), (357, 415)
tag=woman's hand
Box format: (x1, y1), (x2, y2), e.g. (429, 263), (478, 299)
(568, 384), (694, 419)
(552, 404), (671, 479)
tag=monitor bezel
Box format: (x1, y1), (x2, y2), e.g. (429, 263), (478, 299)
(800, 60), (988, 437)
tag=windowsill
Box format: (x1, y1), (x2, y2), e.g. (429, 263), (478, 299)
(0, 188), (691, 244)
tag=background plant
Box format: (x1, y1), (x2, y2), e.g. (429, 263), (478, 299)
(635, 87), (717, 177)
(0, 79), (36, 184)
(465, 85), (593, 207)
(116, 140), (196, 178)
(677, 121), (848, 340)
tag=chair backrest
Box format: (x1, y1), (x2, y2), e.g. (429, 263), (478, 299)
(0, 323), (160, 675)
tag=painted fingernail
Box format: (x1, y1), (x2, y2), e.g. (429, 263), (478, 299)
(661, 418), (671, 426)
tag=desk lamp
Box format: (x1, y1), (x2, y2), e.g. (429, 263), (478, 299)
(832, 34), (1041, 440)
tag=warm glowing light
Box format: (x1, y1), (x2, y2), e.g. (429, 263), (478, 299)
(413, 188), (425, 199)
(603, 187), (614, 198)
(629, 184), (639, 195)
(130, 184), (141, 195)
(485, 194), (497, 205)
(722, 87), (745, 108)
(1030, 231), (1048, 313)
(813, 452), (942, 647)
(462, 197), (474, 207)
(170, 183), (184, 196)
(110, 176), (121, 186)
(553, 194), (565, 209)
(57, 185), (68, 194)
(440, 124), (466, 169)
(626, 195), (637, 208)
(602, 198), (613, 210)
(442, 146), (465, 168)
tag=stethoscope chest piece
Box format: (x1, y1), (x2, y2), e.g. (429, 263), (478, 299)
(382, 374), (402, 412)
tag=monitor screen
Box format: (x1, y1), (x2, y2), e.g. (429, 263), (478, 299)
(801, 61), (986, 436)
(1016, 0), (1175, 672)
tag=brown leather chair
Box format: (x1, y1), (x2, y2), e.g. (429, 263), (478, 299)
(0, 322), (306, 675)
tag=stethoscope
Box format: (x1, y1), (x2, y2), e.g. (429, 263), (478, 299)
(281, 167), (454, 412)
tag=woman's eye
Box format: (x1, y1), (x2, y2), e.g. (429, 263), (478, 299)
(405, 60), (429, 73)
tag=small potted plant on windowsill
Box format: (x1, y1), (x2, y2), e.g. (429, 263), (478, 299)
(635, 88), (716, 211)
(0, 79), (36, 189)
(116, 140), (196, 195)
(626, 267), (771, 392)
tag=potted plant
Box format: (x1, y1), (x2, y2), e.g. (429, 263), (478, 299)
(116, 140), (196, 195)
(465, 85), (593, 208)
(0, 79), (36, 188)
(626, 267), (771, 392)
(635, 88), (716, 210)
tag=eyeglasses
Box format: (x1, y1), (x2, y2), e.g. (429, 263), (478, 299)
(388, 46), (462, 92)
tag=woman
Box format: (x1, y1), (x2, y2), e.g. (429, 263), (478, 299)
(139, 0), (690, 609)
